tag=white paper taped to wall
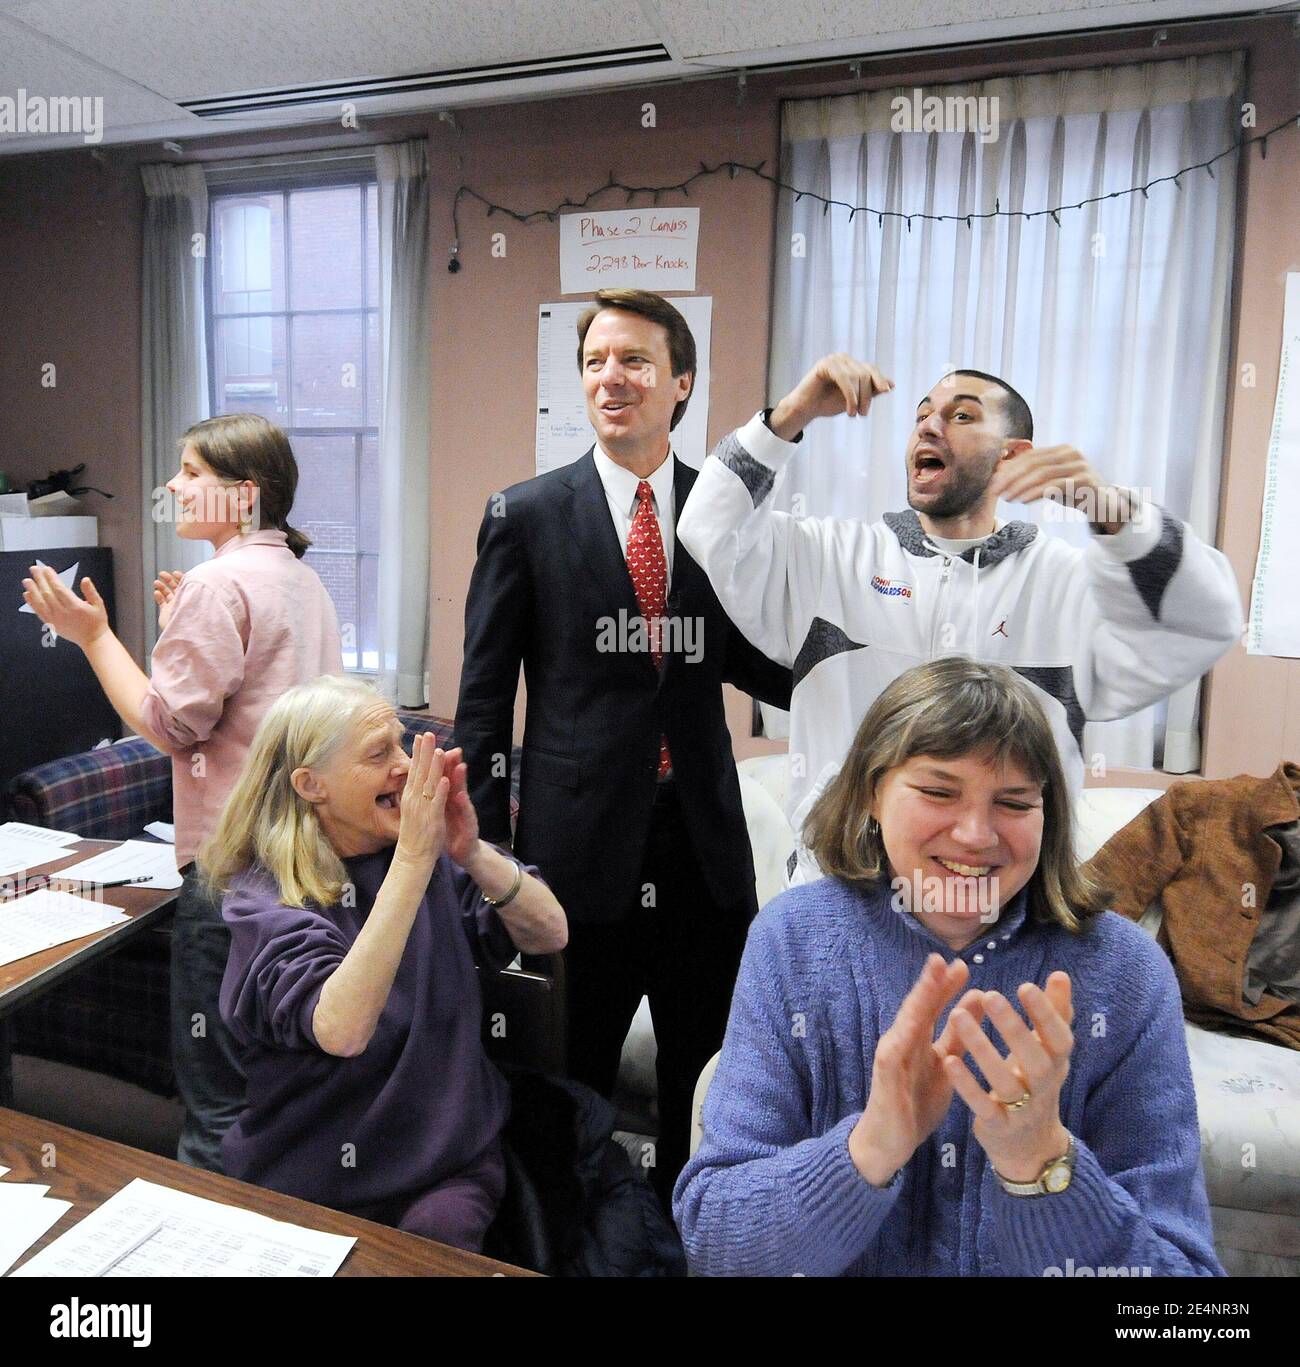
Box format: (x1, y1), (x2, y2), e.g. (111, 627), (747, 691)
(1247, 272), (1300, 657)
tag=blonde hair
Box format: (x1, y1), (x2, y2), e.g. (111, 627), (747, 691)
(200, 674), (390, 907)
(803, 658), (1108, 932)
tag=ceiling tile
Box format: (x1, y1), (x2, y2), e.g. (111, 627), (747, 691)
(0, 14), (195, 147)
(4, 0), (662, 101)
(658, 0), (1265, 59)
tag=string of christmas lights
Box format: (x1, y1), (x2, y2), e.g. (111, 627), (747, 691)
(447, 109), (1297, 270)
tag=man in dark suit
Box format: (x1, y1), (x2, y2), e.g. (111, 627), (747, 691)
(456, 288), (791, 1206)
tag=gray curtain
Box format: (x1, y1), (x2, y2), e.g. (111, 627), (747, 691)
(140, 162), (210, 657)
(374, 139), (432, 707)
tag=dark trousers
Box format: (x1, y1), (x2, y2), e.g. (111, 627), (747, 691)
(563, 782), (751, 1208)
(170, 868), (246, 1171)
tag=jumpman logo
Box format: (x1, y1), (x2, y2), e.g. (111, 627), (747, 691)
(991, 619), (1009, 639)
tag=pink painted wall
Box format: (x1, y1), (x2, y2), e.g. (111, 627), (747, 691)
(0, 153), (146, 657)
(0, 14), (1294, 779)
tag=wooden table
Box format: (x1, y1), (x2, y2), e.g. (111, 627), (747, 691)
(0, 838), (181, 1106)
(0, 1108), (534, 1276)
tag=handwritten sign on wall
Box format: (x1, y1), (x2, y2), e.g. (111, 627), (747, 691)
(559, 208), (699, 294)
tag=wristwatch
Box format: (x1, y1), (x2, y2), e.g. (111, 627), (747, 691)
(993, 1134), (1076, 1196)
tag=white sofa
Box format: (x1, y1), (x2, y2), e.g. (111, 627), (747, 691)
(620, 756), (1300, 1276)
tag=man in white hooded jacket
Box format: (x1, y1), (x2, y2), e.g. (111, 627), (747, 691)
(677, 356), (1243, 884)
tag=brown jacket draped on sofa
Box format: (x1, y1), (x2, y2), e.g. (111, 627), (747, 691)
(1084, 763), (1300, 1051)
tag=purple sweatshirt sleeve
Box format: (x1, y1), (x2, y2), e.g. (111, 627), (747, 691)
(991, 937), (1224, 1277)
(220, 876), (351, 1053)
(672, 907), (900, 1276)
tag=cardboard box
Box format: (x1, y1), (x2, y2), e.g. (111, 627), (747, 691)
(0, 516), (99, 551)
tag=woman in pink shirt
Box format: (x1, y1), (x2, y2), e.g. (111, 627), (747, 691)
(23, 413), (343, 1172)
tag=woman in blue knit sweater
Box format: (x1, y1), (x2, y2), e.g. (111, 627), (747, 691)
(673, 658), (1222, 1277)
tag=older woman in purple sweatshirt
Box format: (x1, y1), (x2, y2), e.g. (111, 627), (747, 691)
(674, 658), (1223, 1277)
(201, 674), (567, 1253)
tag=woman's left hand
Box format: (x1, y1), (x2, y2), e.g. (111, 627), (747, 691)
(942, 971), (1075, 1182)
(441, 746), (481, 867)
(22, 564), (110, 649)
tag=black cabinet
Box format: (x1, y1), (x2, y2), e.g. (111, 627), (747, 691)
(0, 546), (122, 796)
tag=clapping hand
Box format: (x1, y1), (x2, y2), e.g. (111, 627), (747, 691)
(439, 746), (482, 868)
(942, 971), (1075, 1182)
(153, 570), (184, 631)
(848, 954), (987, 1186)
(22, 564), (110, 649)
(393, 733), (448, 871)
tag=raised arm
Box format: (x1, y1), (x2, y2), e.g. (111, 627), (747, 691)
(439, 742), (567, 959)
(310, 734), (449, 1057)
(22, 565), (163, 748)
(677, 356), (893, 668)
(991, 450), (1242, 722)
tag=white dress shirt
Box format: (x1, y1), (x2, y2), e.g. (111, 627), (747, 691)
(592, 443), (676, 579)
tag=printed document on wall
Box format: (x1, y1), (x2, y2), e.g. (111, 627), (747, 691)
(1248, 272), (1300, 656)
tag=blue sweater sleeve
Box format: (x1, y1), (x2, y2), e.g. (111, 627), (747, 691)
(991, 928), (1224, 1277)
(672, 905), (901, 1276)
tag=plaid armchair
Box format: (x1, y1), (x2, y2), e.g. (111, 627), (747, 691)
(4, 714), (523, 1096)
(5, 736), (172, 841)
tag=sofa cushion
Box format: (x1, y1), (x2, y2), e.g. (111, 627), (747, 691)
(1185, 1021), (1300, 1221)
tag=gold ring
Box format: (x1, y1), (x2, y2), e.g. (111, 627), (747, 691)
(1003, 1091), (1031, 1112)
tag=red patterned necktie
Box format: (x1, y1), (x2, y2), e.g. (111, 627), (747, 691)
(626, 480), (672, 779)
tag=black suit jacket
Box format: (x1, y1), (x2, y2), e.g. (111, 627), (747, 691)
(455, 450), (792, 927)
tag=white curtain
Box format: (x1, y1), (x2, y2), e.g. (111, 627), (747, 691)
(770, 54), (1242, 772)
(140, 162), (210, 656)
(375, 139), (433, 707)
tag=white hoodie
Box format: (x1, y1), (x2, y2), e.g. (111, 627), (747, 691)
(678, 412), (1244, 882)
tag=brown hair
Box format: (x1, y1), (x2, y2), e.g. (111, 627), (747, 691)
(179, 413), (311, 558)
(803, 658), (1108, 932)
(575, 288), (697, 431)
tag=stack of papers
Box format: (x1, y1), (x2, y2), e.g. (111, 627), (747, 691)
(0, 822), (79, 881)
(0, 1176), (74, 1275)
(0, 889), (128, 969)
(54, 841), (182, 891)
(11, 1179), (356, 1277)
